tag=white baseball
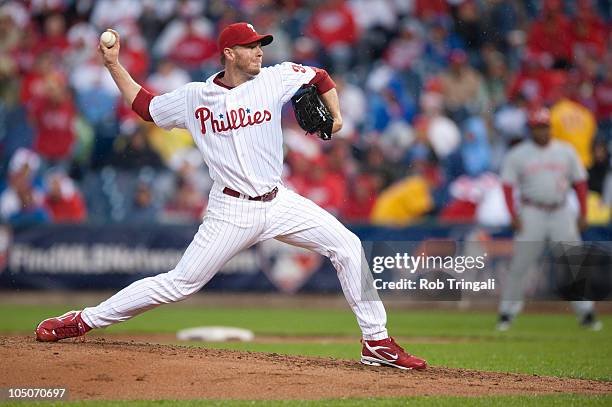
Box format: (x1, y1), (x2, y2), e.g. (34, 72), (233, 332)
(100, 31), (116, 48)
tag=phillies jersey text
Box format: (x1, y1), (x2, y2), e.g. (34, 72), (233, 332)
(149, 62), (316, 197)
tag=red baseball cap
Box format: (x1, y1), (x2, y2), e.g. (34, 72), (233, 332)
(527, 107), (551, 126)
(218, 22), (273, 51)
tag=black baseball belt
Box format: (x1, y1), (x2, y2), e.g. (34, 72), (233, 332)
(223, 186), (278, 202)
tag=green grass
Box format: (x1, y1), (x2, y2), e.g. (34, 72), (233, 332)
(2, 304), (610, 380)
(2, 303), (607, 338)
(2, 395), (612, 407)
(2, 303), (611, 406)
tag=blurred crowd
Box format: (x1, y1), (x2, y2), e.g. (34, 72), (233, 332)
(0, 0), (611, 227)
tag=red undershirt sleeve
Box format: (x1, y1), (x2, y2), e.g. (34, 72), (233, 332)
(308, 67), (336, 95)
(502, 183), (516, 218)
(573, 180), (588, 217)
(131, 87), (155, 122)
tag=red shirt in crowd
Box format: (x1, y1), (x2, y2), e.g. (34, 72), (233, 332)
(120, 46), (150, 83)
(572, 3), (608, 57)
(11, 27), (41, 74)
(30, 95), (76, 161)
(507, 66), (567, 104)
(36, 34), (70, 56)
(44, 193), (87, 223)
(169, 33), (218, 70)
(286, 154), (347, 215)
(595, 78), (612, 120)
(527, 14), (574, 62)
(20, 69), (66, 108)
(305, 171), (347, 215)
(20, 72), (47, 106)
(341, 174), (379, 223)
(439, 200), (477, 223)
(414, 0), (450, 20)
(307, 1), (359, 50)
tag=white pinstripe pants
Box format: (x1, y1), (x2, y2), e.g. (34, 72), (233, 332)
(81, 183), (388, 340)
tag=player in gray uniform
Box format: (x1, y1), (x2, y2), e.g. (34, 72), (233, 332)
(497, 107), (602, 331)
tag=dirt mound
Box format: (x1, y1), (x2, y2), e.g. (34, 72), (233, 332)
(1, 336), (610, 400)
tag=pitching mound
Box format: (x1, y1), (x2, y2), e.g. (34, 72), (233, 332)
(1, 336), (610, 400)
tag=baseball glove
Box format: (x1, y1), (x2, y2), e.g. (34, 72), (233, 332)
(291, 85), (334, 140)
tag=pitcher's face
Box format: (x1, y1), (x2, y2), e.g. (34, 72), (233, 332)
(229, 41), (263, 76)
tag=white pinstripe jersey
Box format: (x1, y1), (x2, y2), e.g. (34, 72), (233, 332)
(149, 62), (317, 197)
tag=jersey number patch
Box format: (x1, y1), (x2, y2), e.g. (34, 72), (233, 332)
(291, 64), (306, 73)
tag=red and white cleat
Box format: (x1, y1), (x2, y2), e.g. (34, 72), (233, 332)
(35, 310), (91, 342)
(361, 337), (427, 370)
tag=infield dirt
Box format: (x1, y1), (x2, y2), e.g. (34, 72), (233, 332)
(1, 336), (611, 400)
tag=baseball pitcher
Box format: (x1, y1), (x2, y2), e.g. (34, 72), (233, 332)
(35, 23), (426, 370)
(497, 107), (602, 331)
